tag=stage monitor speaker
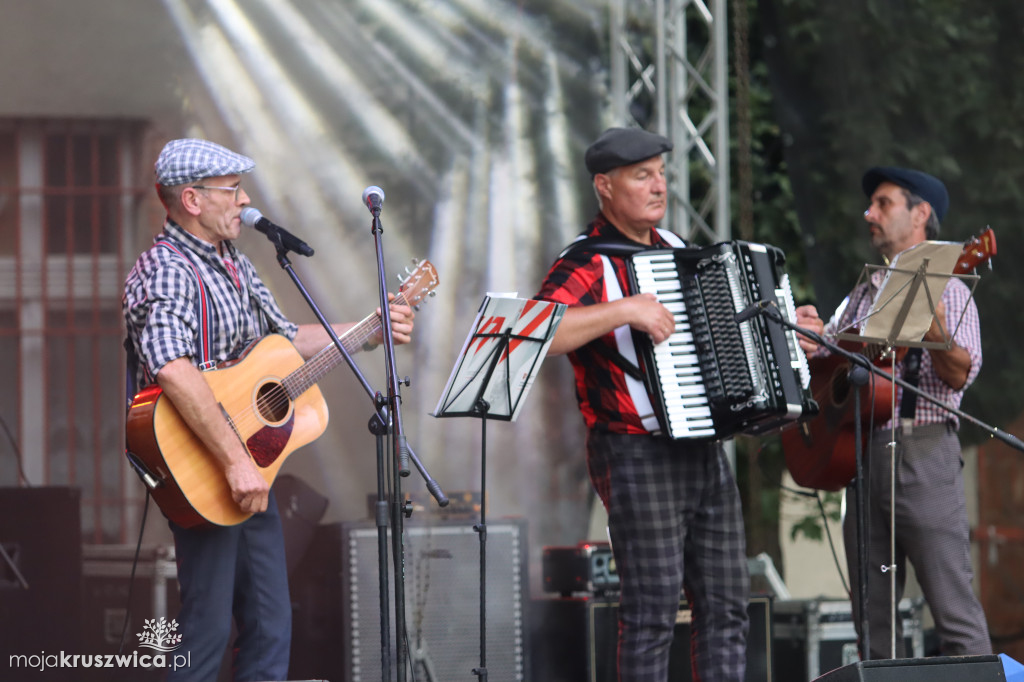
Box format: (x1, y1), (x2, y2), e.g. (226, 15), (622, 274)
(341, 517), (528, 682)
(812, 654), (1006, 681)
(0, 486), (81, 669)
(531, 594), (771, 682)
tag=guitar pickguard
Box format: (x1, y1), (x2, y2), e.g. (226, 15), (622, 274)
(246, 412), (295, 467)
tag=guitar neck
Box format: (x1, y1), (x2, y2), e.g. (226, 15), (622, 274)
(281, 297), (403, 399)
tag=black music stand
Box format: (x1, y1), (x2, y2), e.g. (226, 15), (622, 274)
(835, 240), (973, 659)
(433, 295), (565, 681)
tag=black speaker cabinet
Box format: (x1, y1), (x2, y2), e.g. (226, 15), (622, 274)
(811, 654), (1006, 681)
(0, 486), (81, 675)
(289, 517), (528, 682)
(532, 594), (772, 681)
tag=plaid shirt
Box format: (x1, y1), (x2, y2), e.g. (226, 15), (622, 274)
(821, 269), (981, 429)
(536, 213), (678, 434)
(123, 219), (298, 393)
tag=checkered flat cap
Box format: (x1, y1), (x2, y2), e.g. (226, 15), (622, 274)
(154, 138), (255, 186)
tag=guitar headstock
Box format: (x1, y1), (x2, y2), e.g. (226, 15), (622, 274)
(397, 259), (439, 309)
(955, 227), (997, 274)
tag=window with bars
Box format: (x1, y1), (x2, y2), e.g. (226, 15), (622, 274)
(0, 119), (147, 543)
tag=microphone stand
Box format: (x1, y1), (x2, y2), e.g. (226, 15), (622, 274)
(747, 301), (1024, 661)
(256, 216), (447, 682)
(368, 196), (411, 682)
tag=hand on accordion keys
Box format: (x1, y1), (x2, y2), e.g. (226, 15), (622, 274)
(628, 292), (677, 345)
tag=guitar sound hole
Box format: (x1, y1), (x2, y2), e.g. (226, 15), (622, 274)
(831, 371), (850, 405)
(255, 381), (290, 423)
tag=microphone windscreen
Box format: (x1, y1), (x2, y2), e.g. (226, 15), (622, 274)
(239, 206), (263, 228)
(362, 185), (385, 205)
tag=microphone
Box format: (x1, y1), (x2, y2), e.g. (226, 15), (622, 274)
(362, 185), (384, 215)
(239, 207), (314, 257)
(734, 299), (771, 323)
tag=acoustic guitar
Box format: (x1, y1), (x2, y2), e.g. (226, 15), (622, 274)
(126, 260), (439, 527)
(782, 229), (996, 491)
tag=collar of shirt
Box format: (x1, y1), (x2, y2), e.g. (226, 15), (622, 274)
(160, 219), (239, 263)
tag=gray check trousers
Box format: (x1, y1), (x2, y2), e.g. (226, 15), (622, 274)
(587, 431), (750, 682)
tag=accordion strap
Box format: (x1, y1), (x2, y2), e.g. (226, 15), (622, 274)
(561, 228), (687, 434)
(590, 341), (646, 382)
(558, 237), (649, 260)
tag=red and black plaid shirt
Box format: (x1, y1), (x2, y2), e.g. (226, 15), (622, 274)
(536, 213), (677, 434)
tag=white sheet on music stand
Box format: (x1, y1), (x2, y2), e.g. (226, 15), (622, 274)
(859, 240), (963, 343)
(433, 296), (565, 421)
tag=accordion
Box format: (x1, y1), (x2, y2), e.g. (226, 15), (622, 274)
(627, 241), (817, 440)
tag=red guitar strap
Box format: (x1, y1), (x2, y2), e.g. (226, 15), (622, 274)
(124, 241), (213, 416)
(155, 239), (213, 369)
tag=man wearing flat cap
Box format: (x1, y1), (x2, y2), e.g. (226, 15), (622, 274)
(818, 166), (991, 659)
(534, 127), (816, 681)
(123, 139), (415, 680)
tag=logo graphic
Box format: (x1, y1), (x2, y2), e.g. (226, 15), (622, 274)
(137, 617), (183, 652)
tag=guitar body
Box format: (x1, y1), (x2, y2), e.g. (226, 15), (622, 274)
(126, 334), (328, 527)
(781, 343), (894, 491)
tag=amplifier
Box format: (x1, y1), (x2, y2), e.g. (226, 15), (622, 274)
(0, 486), (81, 673)
(531, 594), (772, 681)
(341, 517), (528, 682)
(542, 542), (618, 595)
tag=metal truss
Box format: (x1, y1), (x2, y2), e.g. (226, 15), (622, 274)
(609, 0), (731, 244)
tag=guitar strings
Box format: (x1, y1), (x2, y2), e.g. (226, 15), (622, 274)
(225, 316), (378, 436)
(223, 286), (420, 439)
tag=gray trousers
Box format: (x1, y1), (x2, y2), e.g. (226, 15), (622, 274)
(843, 423), (991, 659)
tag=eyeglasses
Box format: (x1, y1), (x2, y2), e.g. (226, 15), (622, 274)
(192, 184), (243, 200)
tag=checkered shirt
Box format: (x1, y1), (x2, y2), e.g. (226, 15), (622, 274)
(821, 269), (982, 429)
(536, 213), (677, 434)
(123, 220), (298, 392)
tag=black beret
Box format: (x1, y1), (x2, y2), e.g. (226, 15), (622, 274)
(585, 127), (673, 176)
(862, 166), (949, 223)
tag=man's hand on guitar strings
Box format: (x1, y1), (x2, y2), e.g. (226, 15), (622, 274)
(226, 458), (269, 514)
(795, 304), (825, 355)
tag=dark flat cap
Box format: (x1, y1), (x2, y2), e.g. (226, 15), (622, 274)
(155, 138), (255, 186)
(862, 166), (948, 223)
(585, 127), (673, 176)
